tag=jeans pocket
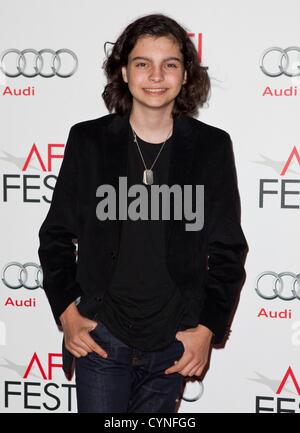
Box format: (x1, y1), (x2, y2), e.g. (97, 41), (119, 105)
(89, 321), (102, 335)
(175, 338), (185, 354)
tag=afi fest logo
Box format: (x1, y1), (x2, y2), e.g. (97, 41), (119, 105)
(3, 352), (76, 412)
(258, 146), (300, 208)
(1, 140), (65, 203)
(256, 366), (300, 413)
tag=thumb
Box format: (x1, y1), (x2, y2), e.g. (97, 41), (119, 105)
(86, 320), (98, 332)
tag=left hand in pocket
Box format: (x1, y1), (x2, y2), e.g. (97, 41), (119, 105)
(165, 324), (213, 377)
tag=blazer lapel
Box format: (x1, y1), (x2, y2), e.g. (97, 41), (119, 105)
(104, 112), (195, 252)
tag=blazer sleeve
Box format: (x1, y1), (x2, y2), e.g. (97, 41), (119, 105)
(199, 132), (249, 344)
(38, 125), (83, 326)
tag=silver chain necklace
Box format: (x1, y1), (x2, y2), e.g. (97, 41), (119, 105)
(130, 123), (173, 185)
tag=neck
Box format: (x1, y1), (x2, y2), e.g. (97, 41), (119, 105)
(129, 104), (174, 144)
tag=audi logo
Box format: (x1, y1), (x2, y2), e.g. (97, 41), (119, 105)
(1, 262), (43, 290)
(255, 271), (300, 300)
(260, 47), (300, 77)
(0, 48), (78, 78)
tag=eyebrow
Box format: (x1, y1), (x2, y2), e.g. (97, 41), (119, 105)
(130, 56), (182, 62)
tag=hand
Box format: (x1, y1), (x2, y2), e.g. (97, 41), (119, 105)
(165, 324), (213, 377)
(60, 301), (108, 359)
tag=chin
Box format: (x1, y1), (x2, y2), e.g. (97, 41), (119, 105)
(135, 94), (176, 108)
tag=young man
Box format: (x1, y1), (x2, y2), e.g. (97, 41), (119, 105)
(38, 14), (248, 413)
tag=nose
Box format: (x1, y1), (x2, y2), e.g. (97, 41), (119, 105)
(149, 65), (164, 82)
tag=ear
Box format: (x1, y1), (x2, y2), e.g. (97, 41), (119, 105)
(121, 66), (128, 83)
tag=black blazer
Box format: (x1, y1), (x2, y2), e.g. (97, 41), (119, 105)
(38, 112), (248, 370)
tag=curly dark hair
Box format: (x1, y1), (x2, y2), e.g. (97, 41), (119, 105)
(101, 13), (210, 118)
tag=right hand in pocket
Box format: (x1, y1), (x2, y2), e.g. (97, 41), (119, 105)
(60, 301), (108, 359)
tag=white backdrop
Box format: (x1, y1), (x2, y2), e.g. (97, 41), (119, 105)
(1, 0), (300, 413)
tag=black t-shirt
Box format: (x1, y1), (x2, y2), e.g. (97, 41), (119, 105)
(96, 128), (188, 351)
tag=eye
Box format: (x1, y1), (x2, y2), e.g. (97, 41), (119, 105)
(136, 62), (147, 67)
(166, 63), (178, 68)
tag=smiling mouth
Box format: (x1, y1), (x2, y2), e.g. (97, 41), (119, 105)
(143, 88), (168, 95)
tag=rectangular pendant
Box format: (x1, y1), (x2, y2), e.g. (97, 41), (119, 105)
(143, 169), (154, 185)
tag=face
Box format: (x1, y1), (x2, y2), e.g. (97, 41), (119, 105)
(121, 35), (187, 112)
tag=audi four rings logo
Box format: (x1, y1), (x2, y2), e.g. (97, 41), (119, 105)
(260, 47), (300, 77)
(255, 271), (300, 300)
(0, 48), (78, 77)
(1, 262), (43, 290)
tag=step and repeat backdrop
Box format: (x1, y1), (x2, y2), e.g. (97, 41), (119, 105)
(0, 0), (299, 413)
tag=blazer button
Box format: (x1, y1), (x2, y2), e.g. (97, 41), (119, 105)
(110, 251), (116, 260)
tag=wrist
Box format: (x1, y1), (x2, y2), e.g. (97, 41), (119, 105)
(59, 301), (79, 325)
(196, 324), (214, 338)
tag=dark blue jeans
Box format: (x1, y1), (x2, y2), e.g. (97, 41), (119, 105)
(75, 320), (186, 413)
